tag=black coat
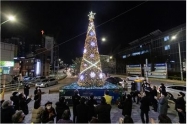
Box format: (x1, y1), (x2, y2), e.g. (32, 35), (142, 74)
(72, 94), (81, 115)
(42, 107), (56, 123)
(10, 95), (19, 110)
(122, 98), (132, 116)
(131, 82), (137, 91)
(76, 103), (89, 123)
(173, 97), (186, 112)
(87, 99), (98, 121)
(151, 89), (157, 98)
(19, 97), (31, 115)
(140, 96), (150, 112)
(24, 85), (30, 96)
(1, 106), (15, 123)
(95, 103), (111, 123)
(55, 101), (70, 122)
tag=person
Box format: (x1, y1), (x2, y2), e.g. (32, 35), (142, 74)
(87, 94), (97, 121)
(156, 91), (168, 115)
(76, 97), (89, 123)
(57, 110), (73, 123)
(18, 93), (32, 115)
(170, 92), (186, 123)
(12, 110), (25, 123)
(10, 91), (20, 110)
(24, 84), (30, 99)
(34, 87), (42, 102)
(31, 99), (44, 123)
(34, 87), (42, 95)
(151, 86), (158, 112)
(72, 89), (81, 123)
(95, 97), (111, 123)
(159, 83), (166, 94)
(1, 100), (15, 123)
(142, 80), (148, 92)
(119, 115), (134, 123)
(130, 81), (137, 102)
(138, 91), (150, 123)
(42, 101), (56, 123)
(122, 94), (132, 117)
(55, 96), (70, 123)
(103, 90), (112, 105)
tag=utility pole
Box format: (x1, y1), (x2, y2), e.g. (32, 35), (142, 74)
(145, 58), (149, 83)
(178, 42), (183, 81)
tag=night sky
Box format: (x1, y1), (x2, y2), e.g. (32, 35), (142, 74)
(1, 1), (186, 64)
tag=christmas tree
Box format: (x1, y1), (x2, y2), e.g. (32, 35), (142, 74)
(78, 11), (104, 87)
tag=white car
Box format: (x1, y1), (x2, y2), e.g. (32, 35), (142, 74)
(127, 75), (145, 81)
(165, 85), (186, 101)
(35, 78), (58, 88)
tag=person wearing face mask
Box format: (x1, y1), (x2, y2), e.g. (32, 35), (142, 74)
(18, 93), (32, 115)
(42, 101), (56, 123)
(138, 91), (150, 123)
(1, 100), (15, 123)
(10, 91), (20, 110)
(170, 92), (186, 123)
(156, 91), (168, 115)
(12, 110), (25, 123)
(142, 80), (148, 92)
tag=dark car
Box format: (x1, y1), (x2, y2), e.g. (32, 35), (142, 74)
(105, 77), (119, 85)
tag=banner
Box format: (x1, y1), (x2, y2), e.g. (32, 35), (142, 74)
(126, 64), (142, 75)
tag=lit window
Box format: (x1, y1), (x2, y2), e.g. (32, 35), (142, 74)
(122, 55), (126, 59)
(164, 45), (170, 50)
(164, 36), (169, 41)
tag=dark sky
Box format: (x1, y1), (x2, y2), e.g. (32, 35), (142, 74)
(1, 1), (186, 64)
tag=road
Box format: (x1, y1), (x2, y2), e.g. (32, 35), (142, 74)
(3, 76), (181, 123)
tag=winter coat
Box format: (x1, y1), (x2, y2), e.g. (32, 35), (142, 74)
(42, 107), (56, 123)
(87, 99), (97, 121)
(19, 97), (32, 115)
(1, 105), (15, 123)
(24, 85), (30, 96)
(140, 96), (150, 112)
(55, 101), (70, 122)
(158, 96), (168, 115)
(95, 103), (111, 123)
(131, 82), (137, 91)
(173, 97), (186, 112)
(76, 103), (89, 123)
(57, 119), (73, 123)
(10, 95), (19, 110)
(104, 95), (112, 105)
(31, 106), (44, 123)
(72, 94), (81, 116)
(159, 85), (166, 93)
(122, 98), (132, 116)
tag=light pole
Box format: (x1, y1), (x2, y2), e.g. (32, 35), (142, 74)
(1, 15), (16, 25)
(171, 28), (183, 81)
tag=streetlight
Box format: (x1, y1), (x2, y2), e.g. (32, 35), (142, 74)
(171, 32), (183, 81)
(1, 15), (16, 25)
(101, 37), (106, 42)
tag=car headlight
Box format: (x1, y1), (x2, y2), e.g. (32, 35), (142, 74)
(41, 83), (43, 85)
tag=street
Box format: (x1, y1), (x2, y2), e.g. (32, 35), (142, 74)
(3, 76), (183, 123)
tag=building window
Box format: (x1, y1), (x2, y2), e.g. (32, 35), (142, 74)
(122, 55), (126, 59)
(132, 52), (140, 56)
(164, 36), (169, 41)
(164, 45), (170, 50)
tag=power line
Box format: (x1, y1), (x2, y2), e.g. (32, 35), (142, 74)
(33, 1), (148, 57)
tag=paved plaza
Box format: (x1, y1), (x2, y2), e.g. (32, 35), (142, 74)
(17, 93), (179, 124)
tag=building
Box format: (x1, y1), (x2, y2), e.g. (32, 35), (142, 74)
(0, 42), (17, 75)
(116, 24), (186, 79)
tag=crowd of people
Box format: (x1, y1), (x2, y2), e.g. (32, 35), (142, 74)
(0, 80), (186, 123)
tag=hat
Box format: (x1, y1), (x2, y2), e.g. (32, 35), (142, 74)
(179, 92), (185, 97)
(12, 91), (18, 96)
(45, 101), (52, 106)
(2, 100), (11, 109)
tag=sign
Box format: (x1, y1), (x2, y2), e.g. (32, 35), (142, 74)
(0, 61), (14, 67)
(126, 64), (142, 75)
(144, 63), (167, 79)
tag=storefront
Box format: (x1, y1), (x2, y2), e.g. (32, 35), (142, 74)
(0, 61), (14, 75)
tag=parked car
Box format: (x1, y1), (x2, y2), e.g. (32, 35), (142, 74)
(105, 77), (119, 85)
(163, 85), (186, 101)
(35, 78), (58, 88)
(113, 77), (126, 87)
(126, 75), (145, 81)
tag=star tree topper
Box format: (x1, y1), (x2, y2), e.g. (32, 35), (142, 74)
(88, 11), (96, 21)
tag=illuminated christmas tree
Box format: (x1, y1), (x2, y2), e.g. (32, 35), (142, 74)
(78, 11), (104, 87)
